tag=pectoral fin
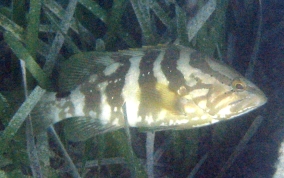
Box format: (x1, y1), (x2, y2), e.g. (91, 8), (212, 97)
(154, 84), (190, 115)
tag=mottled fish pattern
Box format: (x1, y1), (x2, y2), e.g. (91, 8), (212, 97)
(34, 45), (267, 141)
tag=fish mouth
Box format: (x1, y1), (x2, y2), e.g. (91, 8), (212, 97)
(229, 98), (246, 106)
(229, 92), (267, 115)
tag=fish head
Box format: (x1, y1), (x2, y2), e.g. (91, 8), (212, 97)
(178, 57), (267, 123)
(205, 77), (267, 120)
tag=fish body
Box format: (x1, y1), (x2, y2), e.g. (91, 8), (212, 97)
(34, 45), (267, 141)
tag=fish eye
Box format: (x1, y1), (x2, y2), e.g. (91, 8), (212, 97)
(232, 79), (246, 91)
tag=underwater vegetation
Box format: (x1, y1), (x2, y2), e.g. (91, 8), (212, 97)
(0, 0), (283, 177)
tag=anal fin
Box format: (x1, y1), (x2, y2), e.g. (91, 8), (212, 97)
(62, 117), (120, 142)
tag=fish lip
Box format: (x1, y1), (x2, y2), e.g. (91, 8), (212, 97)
(229, 93), (267, 111)
(229, 98), (246, 106)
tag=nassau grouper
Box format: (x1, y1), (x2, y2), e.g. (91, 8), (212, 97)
(32, 45), (267, 141)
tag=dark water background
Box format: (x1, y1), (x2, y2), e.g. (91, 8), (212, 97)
(0, 0), (283, 177)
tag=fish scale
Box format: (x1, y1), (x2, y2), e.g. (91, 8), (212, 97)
(32, 45), (267, 141)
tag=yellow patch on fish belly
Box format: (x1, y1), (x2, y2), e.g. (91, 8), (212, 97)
(154, 83), (178, 112)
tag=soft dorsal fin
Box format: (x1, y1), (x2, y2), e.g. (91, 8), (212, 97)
(57, 48), (163, 93)
(57, 52), (116, 92)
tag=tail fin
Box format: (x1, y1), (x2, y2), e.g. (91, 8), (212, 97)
(31, 92), (62, 134)
(31, 92), (120, 141)
(31, 51), (117, 135)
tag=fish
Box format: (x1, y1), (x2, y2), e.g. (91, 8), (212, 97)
(32, 45), (267, 141)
